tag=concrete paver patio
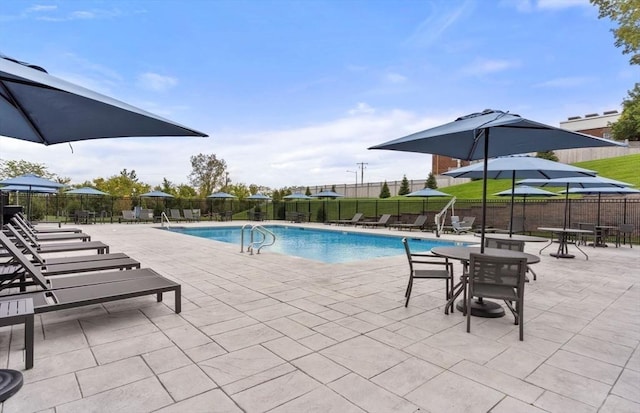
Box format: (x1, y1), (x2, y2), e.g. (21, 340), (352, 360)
(1, 221), (638, 412)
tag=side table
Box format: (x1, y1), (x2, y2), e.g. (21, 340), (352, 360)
(0, 298), (34, 369)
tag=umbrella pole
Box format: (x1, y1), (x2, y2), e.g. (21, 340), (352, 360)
(509, 172), (515, 237)
(563, 184), (569, 229)
(596, 193), (601, 227)
(480, 129), (489, 253)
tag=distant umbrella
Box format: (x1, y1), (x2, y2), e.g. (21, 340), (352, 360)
(66, 187), (110, 212)
(494, 185), (558, 226)
(140, 190), (174, 198)
(0, 174), (66, 219)
(406, 188), (451, 215)
(311, 190), (344, 198)
(283, 192), (312, 200)
(561, 186), (640, 226)
(519, 176), (633, 229)
(207, 192), (237, 199)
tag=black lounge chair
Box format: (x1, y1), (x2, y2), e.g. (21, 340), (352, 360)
(15, 213), (82, 234)
(11, 217), (91, 242)
(0, 233), (181, 314)
(391, 215), (428, 231)
(356, 214), (392, 228)
(330, 212), (364, 226)
(4, 224), (109, 255)
(0, 232), (141, 291)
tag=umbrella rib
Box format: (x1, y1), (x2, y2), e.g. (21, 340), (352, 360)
(0, 79), (48, 144)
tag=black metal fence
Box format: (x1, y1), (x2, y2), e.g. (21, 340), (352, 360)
(10, 193), (640, 241)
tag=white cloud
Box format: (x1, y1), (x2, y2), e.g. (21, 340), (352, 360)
(27, 5), (57, 13)
(0, 109), (458, 189)
(386, 73), (407, 84)
(462, 58), (521, 75)
(406, 0), (474, 48)
(137, 73), (178, 92)
(502, 0), (590, 12)
(348, 102), (376, 116)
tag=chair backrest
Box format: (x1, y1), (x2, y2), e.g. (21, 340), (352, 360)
(379, 214), (392, 224)
(451, 216), (460, 224)
(9, 217), (39, 246)
(351, 213), (364, 222)
(414, 215), (428, 226)
(122, 210), (135, 219)
(192, 209), (201, 219)
(510, 216), (525, 233)
(4, 224), (46, 265)
(140, 209), (154, 219)
(183, 209), (194, 219)
(485, 237), (525, 252)
(468, 252), (527, 291)
(619, 223), (633, 234)
(0, 232), (50, 289)
(402, 238), (414, 272)
(462, 216), (475, 227)
(170, 209), (182, 219)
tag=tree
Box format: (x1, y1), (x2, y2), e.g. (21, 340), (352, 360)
(305, 187), (311, 196)
(94, 169), (149, 197)
(425, 172), (438, 189)
(398, 175), (411, 196)
(188, 153), (227, 197)
(0, 159), (55, 180)
(331, 184), (336, 192)
(379, 181), (391, 198)
(611, 83), (640, 141)
(536, 151), (559, 161)
(591, 0), (640, 65)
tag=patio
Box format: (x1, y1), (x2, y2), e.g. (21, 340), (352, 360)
(1, 221), (638, 412)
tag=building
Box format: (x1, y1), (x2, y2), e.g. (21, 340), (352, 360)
(431, 155), (470, 175)
(559, 110), (620, 139)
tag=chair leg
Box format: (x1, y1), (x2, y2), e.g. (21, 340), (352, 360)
(518, 299), (524, 341)
(404, 277), (413, 307)
(527, 265), (537, 281)
(466, 287), (471, 333)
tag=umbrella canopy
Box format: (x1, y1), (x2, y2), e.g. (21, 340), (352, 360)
(283, 192), (312, 200)
(519, 176), (633, 228)
(494, 185), (558, 229)
(406, 188), (451, 197)
(140, 190), (175, 198)
(370, 109), (624, 250)
(65, 187), (110, 196)
(247, 193), (271, 200)
(207, 191), (237, 199)
(0, 55), (208, 144)
(0, 173), (66, 189)
(0, 185), (58, 193)
(444, 155), (595, 235)
(311, 190), (344, 198)
(561, 186), (640, 226)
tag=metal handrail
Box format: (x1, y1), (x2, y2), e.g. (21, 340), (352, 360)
(248, 225), (276, 254)
(435, 196), (456, 237)
(240, 223), (253, 252)
(160, 212), (171, 229)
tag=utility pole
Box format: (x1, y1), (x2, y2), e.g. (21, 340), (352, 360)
(356, 162), (368, 188)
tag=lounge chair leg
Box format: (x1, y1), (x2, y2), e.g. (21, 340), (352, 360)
(175, 286), (181, 313)
(157, 292), (163, 302)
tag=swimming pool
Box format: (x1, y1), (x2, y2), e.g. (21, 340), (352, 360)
(169, 225), (469, 264)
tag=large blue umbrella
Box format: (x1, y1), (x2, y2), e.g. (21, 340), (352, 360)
(443, 155), (595, 235)
(207, 192), (237, 199)
(519, 176), (633, 228)
(311, 190), (344, 198)
(370, 109), (624, 250)
(283, 192), (312, 200)
(406, 188), (451, 217)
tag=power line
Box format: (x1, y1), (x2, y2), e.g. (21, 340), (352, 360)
(356, 162), (368, 185)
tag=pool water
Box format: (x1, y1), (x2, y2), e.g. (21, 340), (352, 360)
(169, 225), (469, 264)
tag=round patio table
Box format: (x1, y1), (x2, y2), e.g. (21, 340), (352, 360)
(431, 246), (540, 318)
(538, 227), (593, 259)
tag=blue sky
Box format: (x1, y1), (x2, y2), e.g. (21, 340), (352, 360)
(0, 0), (637, 190)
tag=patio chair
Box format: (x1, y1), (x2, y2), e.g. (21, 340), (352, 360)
(0, 232), (142, 292)
(485, 237), (537, 281)
(451, 216), (474, 234)
(356, 214), (392, 228)
(10, 217), (91, 242)
(170, 209), (184, 222)
(391, 215), (428, 231)
(183, 209), (195, 222)
(615, 223), (634, 248)
(120, 210), (138, 223)
(466, 253), (527, 340)
(402, 238), (453, 307)
(0, 233), (181, 315)
(4, 224), (110, 255)
(138, 209), (155, 223)
(330, 212), (363, 226)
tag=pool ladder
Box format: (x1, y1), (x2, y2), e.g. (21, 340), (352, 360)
(240, 224), (276, 255)
(160, 212), (171, 229)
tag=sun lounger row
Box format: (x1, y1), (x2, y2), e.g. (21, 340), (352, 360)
(0, 217), (182, 368)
